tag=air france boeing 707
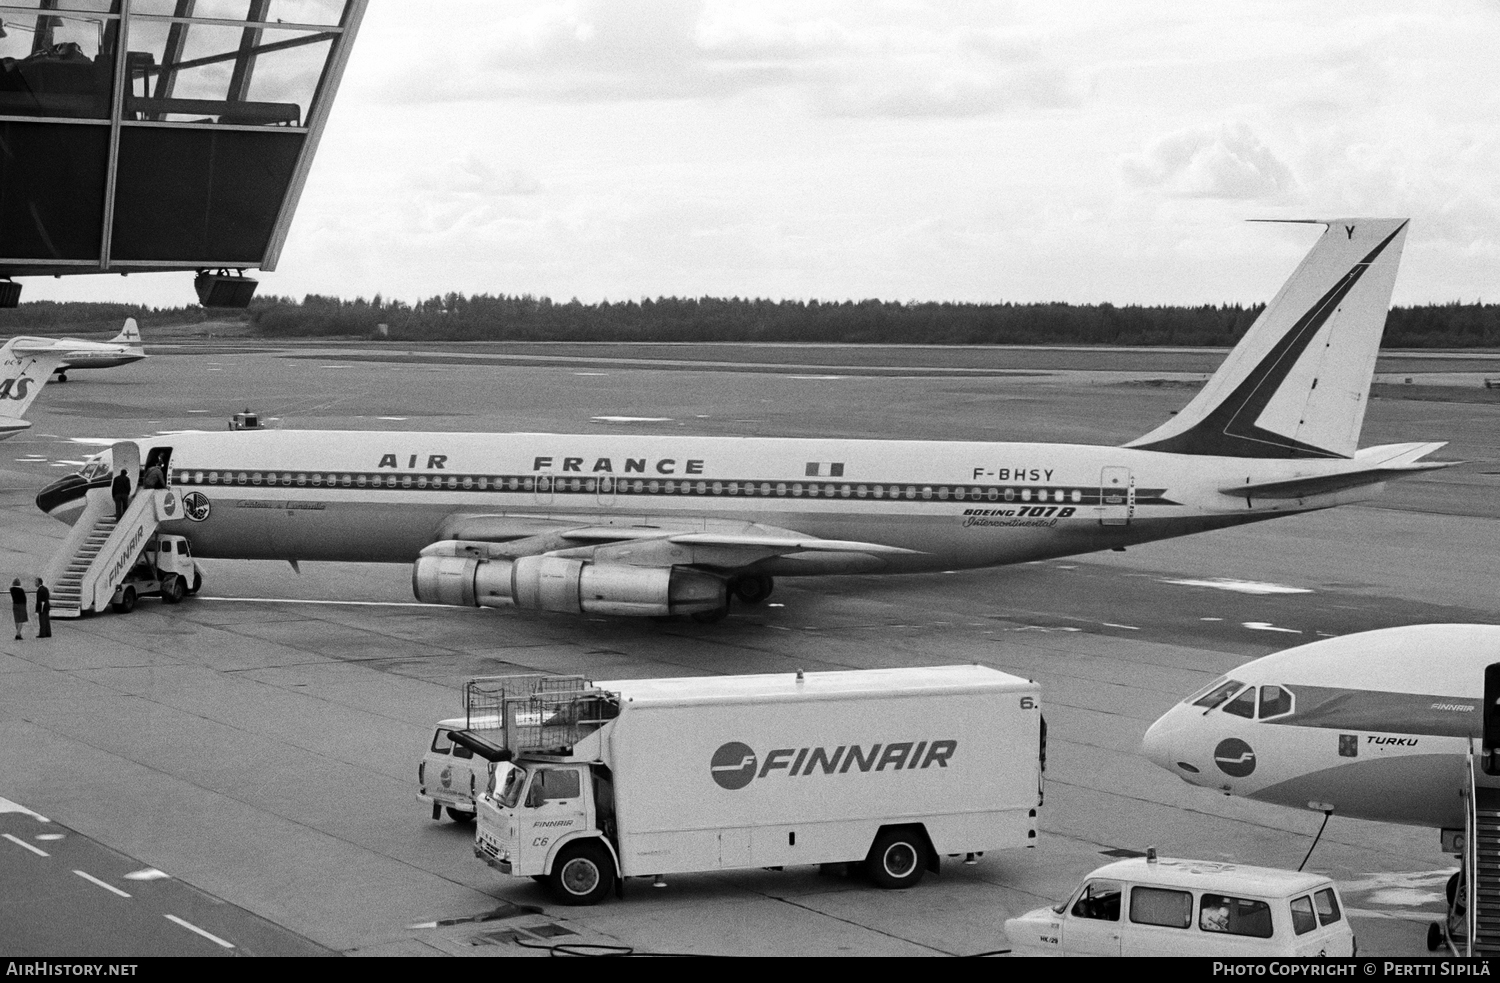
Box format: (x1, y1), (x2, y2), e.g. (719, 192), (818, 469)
(36, 219), (1449, 621)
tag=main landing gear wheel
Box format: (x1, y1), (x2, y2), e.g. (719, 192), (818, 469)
(160, 573), (186, 604)
(547, 841), (614, 906)
(446, 807), (475, 823)
(864, 828), (926, 890)
(111, 586), (136, 614)
(731, 574), (774, 604)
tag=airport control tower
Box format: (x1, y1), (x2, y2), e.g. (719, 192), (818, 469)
(0, 0), (366, 307)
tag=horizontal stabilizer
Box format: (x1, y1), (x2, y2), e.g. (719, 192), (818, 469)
(1220, 442), (1452, 499)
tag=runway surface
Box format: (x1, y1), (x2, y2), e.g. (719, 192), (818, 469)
(1, 342), (1496, 956)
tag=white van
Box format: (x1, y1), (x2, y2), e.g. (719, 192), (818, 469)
(1005, 856), (1356, 957)
(417, 718), (505, 823)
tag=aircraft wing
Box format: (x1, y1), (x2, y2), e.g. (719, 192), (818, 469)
(423, 515), (920, 571)
(1221, 442), (1454, 500)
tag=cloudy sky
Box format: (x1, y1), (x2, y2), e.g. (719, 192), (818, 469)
(32, 0), (1500, 308)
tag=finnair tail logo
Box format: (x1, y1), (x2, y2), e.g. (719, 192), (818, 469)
(710, 739), (958, 791)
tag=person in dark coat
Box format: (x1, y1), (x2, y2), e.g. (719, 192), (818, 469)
(34, 578), (50, 639)
(111, 468), (131, 520)
(10, 579), (26, 640)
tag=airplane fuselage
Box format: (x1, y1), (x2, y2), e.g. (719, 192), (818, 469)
(44, 428), (1387, 572)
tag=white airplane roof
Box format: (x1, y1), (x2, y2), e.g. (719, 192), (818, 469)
(1085, 857), (1334, 898)
(1234, 624), (1500, 694)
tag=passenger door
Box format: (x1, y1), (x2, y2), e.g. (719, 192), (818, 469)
(1061, 879), (1123, 956)
(1099, 467), (1134, 525)
(525, 767), (589, 853)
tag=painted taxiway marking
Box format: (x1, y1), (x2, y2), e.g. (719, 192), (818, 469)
(36, 834), (63, 841)
(3, 833), (48, 856)
(74, 870), (131, 898)
(1243, 622), (1303, 634)
(199, 597), (445, 608)
(0, 796), (50, 822)
(1162, 577), (1313, 595)
(125, 868), (170, 881)
(165, 914), (235, 949)
(1343, 907), (1444, 924)
(1101, 622), (1140, 630)
(591, 415), (672, 423)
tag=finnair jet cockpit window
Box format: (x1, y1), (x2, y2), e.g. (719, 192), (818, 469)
(1190, 679), (1244, 710)
(1223, 689), (1256, 718)
(1258, 685), (1294, 719)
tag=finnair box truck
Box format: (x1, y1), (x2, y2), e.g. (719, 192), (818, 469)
(470, 665), (1043, 905)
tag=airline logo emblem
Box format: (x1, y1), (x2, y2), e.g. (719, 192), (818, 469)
(1338, 734), (1358, 758)
(1213, 738), (1256, 777)
(183, 492), (211, 522)
(710, 742), (757, 790)
(710, 739), (958, 791)
(0, 376), (33, 400)
(162, 492), (177, 517)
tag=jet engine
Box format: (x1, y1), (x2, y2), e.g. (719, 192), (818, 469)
(412, 553), (726, 617)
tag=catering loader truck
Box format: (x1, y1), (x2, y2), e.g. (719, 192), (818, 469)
(468, 666), (1044, 905)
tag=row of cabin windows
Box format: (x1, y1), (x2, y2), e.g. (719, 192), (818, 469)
(1072, 880), (1342, 937)
(174, 469), (1095, 504)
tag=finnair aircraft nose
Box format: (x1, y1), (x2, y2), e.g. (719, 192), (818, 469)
(1142, 709), (1197, 782)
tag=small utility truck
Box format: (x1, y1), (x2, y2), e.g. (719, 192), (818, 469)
(467, 666), (1044, 905)
(110, 533), (200, 612)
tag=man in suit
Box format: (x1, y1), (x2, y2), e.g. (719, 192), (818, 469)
(34, 578), (50, 638)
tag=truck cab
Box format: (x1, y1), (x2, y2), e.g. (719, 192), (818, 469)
(476, 759), (616, 904)
(110, 533), (201, 612)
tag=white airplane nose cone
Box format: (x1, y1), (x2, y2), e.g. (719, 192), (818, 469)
(1142, 711), (1199, 781)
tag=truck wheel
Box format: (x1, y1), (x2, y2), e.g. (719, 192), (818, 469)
(864, 828), (926, 890)
(111, 586), (137, 614)
(161, 574), (185, 604)
(547, 841), (614, 906)
(446, 808), (475, 823)
(187, 571), (202, 595)
(1428, 921), (1444, 952)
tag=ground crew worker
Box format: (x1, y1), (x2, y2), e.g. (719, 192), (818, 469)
(34, 579), (50, 639)
(111, 468), (131, 520)
(142, 463), (165, 489)
(10, 579), (26, 640)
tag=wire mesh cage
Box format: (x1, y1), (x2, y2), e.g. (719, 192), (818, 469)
(464, 675), (618, 755)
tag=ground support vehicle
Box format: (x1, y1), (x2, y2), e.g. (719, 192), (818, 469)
(418, 716), (505, 823)
(1004, 854), (1356, 956)
(109, 533), (200, 612)
(470, 666), (1043, 905)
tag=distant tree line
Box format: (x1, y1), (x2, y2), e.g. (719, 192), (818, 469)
(249, 293), (1500, 348)
(3, 294), (1498, 347)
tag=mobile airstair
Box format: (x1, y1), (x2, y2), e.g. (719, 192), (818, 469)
(43, 487), (177, 618)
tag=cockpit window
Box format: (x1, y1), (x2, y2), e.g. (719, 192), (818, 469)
(79, 455), (111, 482)
(1258, 685), (1293, 719)
(1192, 679), (1244, 710)
(1223, 689), (1256, 718)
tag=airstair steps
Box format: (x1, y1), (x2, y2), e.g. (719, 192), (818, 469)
(1469, 787), (1500, 954)
(42, 490), (163, 619)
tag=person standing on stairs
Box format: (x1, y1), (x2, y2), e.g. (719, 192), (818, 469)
(111, 468), (131, 521)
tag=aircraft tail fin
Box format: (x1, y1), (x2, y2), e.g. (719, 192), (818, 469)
(0, 338), (65, 431)
(1127, 218), (1409, 459)
(110, 318), (143, 350)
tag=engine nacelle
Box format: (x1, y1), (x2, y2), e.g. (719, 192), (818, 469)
(411, 554), (725, 617)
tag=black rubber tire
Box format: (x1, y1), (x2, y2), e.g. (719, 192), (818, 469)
(547, 841), (615, 906)
(187, 571), (202, 595)
(864, 828), (926, 890)
(56, 373), (67, 383)
(1428, 920), (1444, 952)
(690, 605), (730, 624)
(446, 807), (475, 823)
(731, 574), (774, 604)
(111, 586), (136, 614)
(160, 574), (185, 604)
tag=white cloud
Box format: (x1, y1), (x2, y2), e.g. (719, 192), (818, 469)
(1122, 124), (1296, 201)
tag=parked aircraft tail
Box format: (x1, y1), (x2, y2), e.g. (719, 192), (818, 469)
(110, 318), (144, 350)
(0, 338), (65, 438)
(1128, 218), (1409, 459)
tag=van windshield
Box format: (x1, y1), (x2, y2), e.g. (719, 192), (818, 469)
(497, 764), (528, 809)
